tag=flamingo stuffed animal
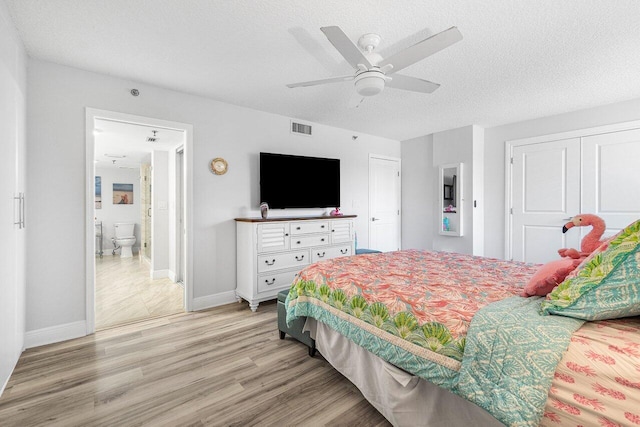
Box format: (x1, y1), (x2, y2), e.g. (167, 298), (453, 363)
(522, 214), (608, 297)
(557, 214), (607, 259)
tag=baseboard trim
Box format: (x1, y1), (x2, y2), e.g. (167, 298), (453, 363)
(0, 356), (16, 397)
(151, 269), (170, 280)
(192, 291), (238, 311)
(24, 321), (87, 349)
(1, 371), (10, 398)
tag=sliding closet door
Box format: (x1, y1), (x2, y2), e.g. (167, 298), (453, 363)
(511, 139), (581, 264)
(582, 128), (640, 235)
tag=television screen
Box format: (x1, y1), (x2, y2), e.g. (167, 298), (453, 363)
(260, 152), (340, 209)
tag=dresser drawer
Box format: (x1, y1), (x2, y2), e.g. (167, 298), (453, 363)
(290, 220), (329, 235)
(258, 250), (310, 273)
(257, 270), (299, 293)
(291, 234), (329, 249)
(311, 245), (353, 263)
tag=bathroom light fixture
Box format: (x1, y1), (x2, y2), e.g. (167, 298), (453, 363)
(147, 130), (159, 143)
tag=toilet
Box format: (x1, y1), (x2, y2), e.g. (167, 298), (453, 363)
(114, 223), (136, 258)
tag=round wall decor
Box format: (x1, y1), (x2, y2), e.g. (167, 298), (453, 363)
(210, 157), (228, 175)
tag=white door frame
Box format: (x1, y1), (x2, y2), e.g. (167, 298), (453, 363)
(175, 146), (185, 284)
(368, 153), (401, 251)
(504, 119), (640, 260)
(85, 108), (194, 334)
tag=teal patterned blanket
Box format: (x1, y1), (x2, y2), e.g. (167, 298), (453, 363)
(456, 297), (584, 426)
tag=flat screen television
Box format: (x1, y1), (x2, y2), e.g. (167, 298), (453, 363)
(260, 152), (340, 209)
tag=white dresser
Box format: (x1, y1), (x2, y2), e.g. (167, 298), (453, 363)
(235, 215), (356, 311)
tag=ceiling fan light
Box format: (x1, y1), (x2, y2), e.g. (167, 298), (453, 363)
(354, 72), (385, 96)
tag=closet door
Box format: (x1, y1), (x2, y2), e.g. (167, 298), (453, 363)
(582, 128), (640, 236)
(511, 138), (581, 263)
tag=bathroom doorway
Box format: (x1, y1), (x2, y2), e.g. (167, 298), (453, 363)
(86, 109), (193, 332)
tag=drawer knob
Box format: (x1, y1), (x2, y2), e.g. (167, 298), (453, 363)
(295, 255), (305, 261)
(296, 226), (301, 230)
(265, 278), (276, 285)
(340, 249), (348, 254)
(321, 238), (325, 242)
(296, 241), (301, 245)
(321, 225), (325, 228)
(264, 259), (276, 266)
(317, 251), (326, 258)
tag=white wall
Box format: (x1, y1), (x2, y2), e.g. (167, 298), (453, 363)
(0, 1), (26, 394)
(25, 59), (401, 334)
(94, 166), (142, 254)
(432, 125), (482, 255)
(401, 134), (433, 250)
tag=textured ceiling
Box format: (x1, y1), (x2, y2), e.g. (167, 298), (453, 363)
(5, 0), (640, 141)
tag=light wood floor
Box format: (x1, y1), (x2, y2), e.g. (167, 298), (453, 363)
(95, 253), (184, 330)
(0, 302), (390, 426)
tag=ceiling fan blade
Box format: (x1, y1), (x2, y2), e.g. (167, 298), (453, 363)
(348, 92), (365, 108)
(320, 26), (373, 70)
(379, 26), (462, 74)
(287, 75), (354, 88)
(386, 74), (440, 93)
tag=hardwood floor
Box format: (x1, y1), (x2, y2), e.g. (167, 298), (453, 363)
(0, 301), (390, 426)
(95, 253), (184, 330)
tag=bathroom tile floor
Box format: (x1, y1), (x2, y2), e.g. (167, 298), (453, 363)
(95, 253), (184, 330)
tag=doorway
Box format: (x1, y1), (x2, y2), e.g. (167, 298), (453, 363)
(368, 154), (401, 252)
(85, 109), (193, 333)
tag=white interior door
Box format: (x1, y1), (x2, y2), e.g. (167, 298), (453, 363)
(511, 138), (581, 263)
(582, 128), (640, 236)
(369, 155), (401, 252)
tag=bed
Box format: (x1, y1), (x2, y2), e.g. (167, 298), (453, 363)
(285, 220), (640, 427)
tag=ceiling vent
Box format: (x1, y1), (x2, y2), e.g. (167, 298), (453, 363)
(291, 121), (312, 136)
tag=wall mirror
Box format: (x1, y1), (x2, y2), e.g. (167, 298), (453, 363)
(439, 163), (463, 236)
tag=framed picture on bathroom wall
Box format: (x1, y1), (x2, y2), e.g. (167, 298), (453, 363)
(113, 183), (134, 205)
(95, 176), (102, 209)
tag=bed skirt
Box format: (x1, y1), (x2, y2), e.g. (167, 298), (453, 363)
(304, 318), (504, 427)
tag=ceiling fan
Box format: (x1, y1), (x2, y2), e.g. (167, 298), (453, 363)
(287, 26), (463, 107)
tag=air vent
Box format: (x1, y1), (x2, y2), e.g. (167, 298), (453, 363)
(291, 121), (312, 136)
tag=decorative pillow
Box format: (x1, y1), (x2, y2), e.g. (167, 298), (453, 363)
(541, 219), (640, 320)
(561, 237), (613, 282)
(521, 258), (582, 297)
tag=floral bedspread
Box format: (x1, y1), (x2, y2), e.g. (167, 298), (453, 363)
(286, 249), (640, 426)
(286, 249), (538, 388)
